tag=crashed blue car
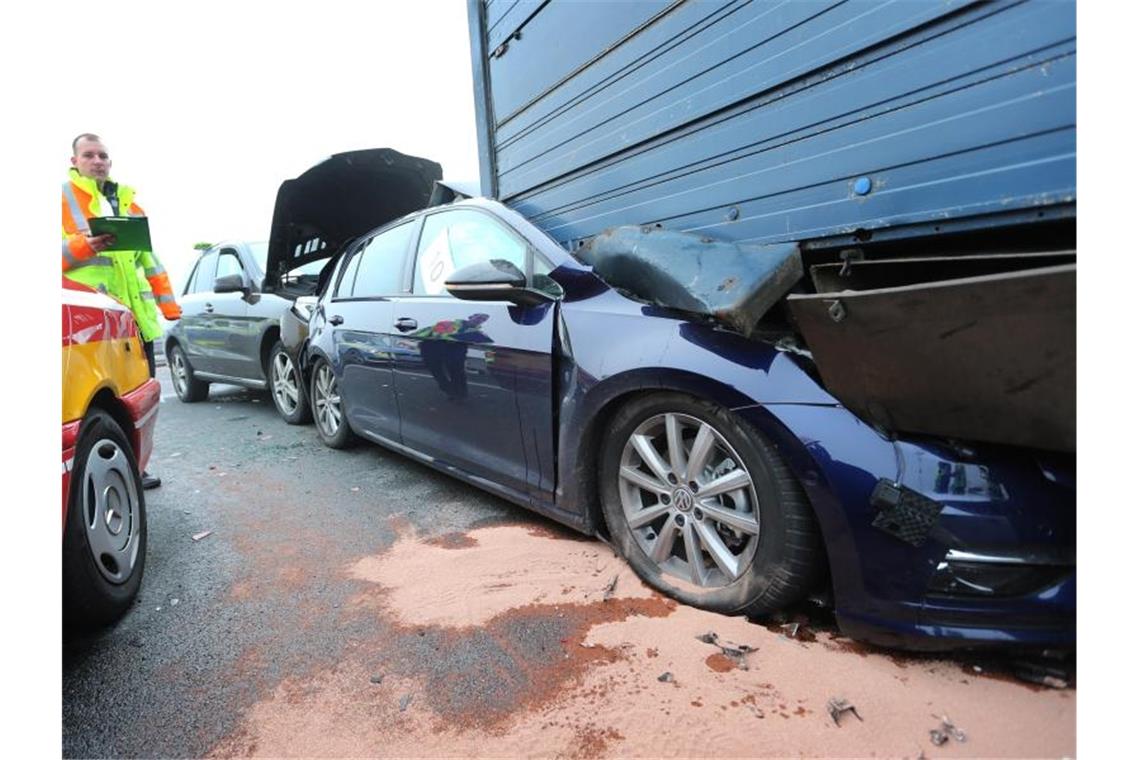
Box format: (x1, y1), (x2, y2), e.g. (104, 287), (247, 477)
(272, 150), (1074, 651)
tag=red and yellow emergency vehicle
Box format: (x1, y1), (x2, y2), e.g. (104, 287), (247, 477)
(62, 277), (160, 626)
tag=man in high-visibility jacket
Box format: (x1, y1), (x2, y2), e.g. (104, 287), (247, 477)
(62, 133), (182, 490)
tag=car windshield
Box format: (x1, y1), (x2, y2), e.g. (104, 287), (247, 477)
(249, 241), (325, 279)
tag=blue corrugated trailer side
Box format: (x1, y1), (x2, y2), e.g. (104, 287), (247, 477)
(468, 0), (1075, 250)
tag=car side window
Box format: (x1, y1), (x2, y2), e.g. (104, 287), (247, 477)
(350, 222), (414, 298)
(215, 250), (244, 283)
(188, 252), (218, 294)
(412, 209), (527, 296)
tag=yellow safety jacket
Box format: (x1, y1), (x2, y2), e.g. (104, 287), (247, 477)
(61, 168), (181, 341)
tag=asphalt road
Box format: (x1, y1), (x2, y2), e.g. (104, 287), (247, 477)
(63, 371), (522, 758)
(62, 368), (1076, 758)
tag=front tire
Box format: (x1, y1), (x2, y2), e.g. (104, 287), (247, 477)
(168, 343), (209, 402)
(310, 358), (356, 449)
(600, 392), (820, 617)
(63, 410), (147, 628)
(269, 341), (311, 425)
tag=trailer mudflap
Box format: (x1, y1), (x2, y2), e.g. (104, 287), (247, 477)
(787, 263), (1075, 451)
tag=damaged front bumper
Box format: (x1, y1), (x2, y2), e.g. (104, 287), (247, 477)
(734, 403), (1075, 651)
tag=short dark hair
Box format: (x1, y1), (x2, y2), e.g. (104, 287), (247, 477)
(72, 133), (103, 155)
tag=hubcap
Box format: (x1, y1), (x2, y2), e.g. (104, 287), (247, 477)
(82, 438), (141, 584)
(313, 364), (342, 438)
(617, 412), (760, 588)
(272, 352), (300, 415)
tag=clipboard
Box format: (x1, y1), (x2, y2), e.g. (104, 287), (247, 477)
(87, 216), (153, 252)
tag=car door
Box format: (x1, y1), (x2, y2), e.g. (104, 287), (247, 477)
(390, 207), (558, 501)
(178, 251), (218, 371)
(325, 221), (417, 443)
(205, 248), (254, 379)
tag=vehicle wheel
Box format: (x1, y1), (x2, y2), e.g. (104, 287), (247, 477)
(600, 392), (820, 617)
(63, 409), (147, 628)
(310, 358), (356, 449)
(168, 343), (209, 402)
(269, 341), (312, 425)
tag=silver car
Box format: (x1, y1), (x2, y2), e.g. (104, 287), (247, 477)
(164, 241), (320, 423)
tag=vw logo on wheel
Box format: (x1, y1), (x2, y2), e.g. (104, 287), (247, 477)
(673, 488), (694, 512)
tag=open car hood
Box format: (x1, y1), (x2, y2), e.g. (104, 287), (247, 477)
(264, 148), (441, 293)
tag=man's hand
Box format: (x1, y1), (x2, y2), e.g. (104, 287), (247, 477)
(86, 233), (115, 253)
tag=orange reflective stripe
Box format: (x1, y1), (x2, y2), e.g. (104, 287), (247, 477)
(62, 182), (94, 235)
(145, 271), (182, 319)
(62, 235), (96, 271)
(128, 202), (145, 216)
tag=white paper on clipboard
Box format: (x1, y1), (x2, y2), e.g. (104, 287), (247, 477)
(418, 227), (454, 295)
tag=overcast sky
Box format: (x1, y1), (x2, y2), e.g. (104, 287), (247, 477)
(65, 1), (481, 295)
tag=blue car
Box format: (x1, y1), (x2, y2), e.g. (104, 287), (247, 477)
(272, 151), (1073, 652)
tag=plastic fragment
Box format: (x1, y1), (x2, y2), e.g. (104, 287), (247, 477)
(192, 531), (213, 542)
(827, 697), (863, 726)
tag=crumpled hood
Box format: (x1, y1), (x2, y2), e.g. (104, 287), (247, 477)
(264, 148), (441, 291)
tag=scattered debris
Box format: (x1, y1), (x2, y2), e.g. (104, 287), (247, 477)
(399, 694), (413, 712)
(827, 697), (863, 726)
(227, 415), (249, 422)
(192, 531), (213, 542)
(657, 672), (674, 683)
(169, 452), (182, 458)
(259, 435), (273, 442)
(782, 622), (801, 639)
(695, 631), (757, 669)
(602, 574), (619, 601)
(370, 674), (384, 685)
(208, 465), (216, 470)
(930, 714), (967, 744)
(351, 487), (361, 493)
(170, 598), (180, 606)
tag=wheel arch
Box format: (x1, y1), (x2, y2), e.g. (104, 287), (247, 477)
(86, 387), (139, 459)
(258, 325), (282, 379)
(567, 369), (834, 587)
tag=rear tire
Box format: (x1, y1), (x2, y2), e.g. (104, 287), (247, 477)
(63, 410), (147, 628)
(168, 343), (209, 402)
(269, 341), (311, 425)
(310, 358), (356, 449)
(599, 392), (820, 617)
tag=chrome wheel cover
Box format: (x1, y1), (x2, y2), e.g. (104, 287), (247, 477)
(170, 350), (188, 397)
(313, 364), (343, 438)
(81, 437), (143, 584)
(271, 351), (300, 415)
(617, 412), (760, 588)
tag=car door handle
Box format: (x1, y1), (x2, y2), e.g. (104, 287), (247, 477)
(394, 318), (418, 332)
(204, 303), (214, 313)
(328, 315), (344, 326)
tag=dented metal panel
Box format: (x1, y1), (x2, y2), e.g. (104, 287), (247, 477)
(787, 265), (1076, 451)
(579, 225), (801, 337)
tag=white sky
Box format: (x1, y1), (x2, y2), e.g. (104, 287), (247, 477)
(69, 1), (482, 294)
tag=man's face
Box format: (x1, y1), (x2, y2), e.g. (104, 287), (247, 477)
(71, 139), (111, 181)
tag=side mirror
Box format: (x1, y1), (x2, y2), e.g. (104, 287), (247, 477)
(445, 259), (554, 307)
(214, 274), (247, 294)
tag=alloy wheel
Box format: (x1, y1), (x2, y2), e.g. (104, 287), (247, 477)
(272, 352), (300, 415)
(170, 350), (188, 397)
(617, 412), (760, 588)
(82, 437), (143, 584)
(313, 364), (342, 438)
